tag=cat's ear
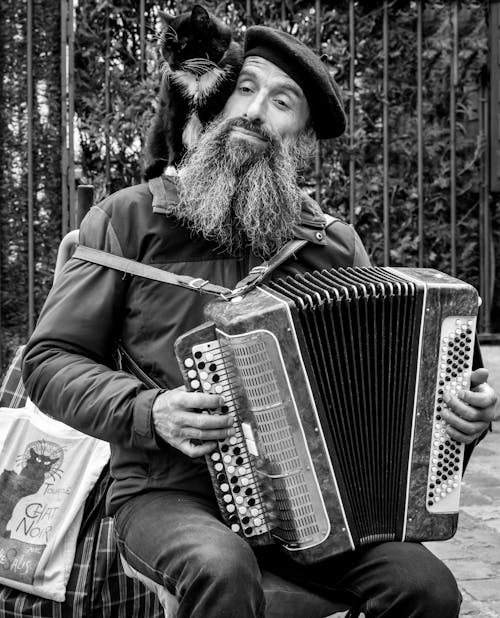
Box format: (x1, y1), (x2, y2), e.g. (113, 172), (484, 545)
(191, 4), (210, 31)
(159, 10), (175, 26)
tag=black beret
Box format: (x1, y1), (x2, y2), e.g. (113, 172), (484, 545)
(244, 26), (346, 139)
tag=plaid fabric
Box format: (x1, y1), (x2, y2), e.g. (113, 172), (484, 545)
(0, 347), (163, 618)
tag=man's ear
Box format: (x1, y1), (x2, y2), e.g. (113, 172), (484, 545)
(159, 10), (175, 26)
(191, 4), (210, 31)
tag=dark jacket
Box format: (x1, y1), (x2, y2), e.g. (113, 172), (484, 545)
(22, 177), (371, 515)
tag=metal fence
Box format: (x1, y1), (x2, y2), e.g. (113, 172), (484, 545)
(0, 0), (498, 371)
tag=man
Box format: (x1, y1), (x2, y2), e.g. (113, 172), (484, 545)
(23, 25), (497, 618)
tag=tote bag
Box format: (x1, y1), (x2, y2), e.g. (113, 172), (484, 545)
(0, 399), (110, 601)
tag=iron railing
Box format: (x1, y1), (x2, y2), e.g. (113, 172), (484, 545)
(0, 0), (498, 370)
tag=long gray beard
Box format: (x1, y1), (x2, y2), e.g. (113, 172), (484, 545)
(174, 116), (315, 258)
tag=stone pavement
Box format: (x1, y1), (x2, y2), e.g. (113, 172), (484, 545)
(425, 344), (500, 617)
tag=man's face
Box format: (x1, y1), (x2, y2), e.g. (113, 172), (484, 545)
(175, 58), (315, 258)
(222, 56), (310, 149)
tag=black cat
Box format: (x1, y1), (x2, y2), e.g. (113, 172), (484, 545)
(144, 4), (243, 179)
(0, 444), (61, 538)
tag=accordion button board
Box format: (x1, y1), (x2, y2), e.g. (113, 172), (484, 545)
(426, 316), (474, 512)
(182, 338), (271, 540)
(175, 266), (479, 564)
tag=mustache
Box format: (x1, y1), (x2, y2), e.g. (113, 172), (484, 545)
(218, 116), (277, 145)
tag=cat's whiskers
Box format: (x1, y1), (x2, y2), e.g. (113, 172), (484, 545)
(181, 58), (219, 76)
(159, 24), (178, 46)
(48, 468), (63, 482)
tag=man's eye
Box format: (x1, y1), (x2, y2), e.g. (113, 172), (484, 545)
(274, 98), (288, 108)
(239, 85), (253, 94)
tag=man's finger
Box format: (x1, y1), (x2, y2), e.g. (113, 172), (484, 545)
(440, 407), (486, 436)
(177, 409), (235, 430)
(176, 390), (226, 411)
(444, 424), (479, 445)
(470, 367), (489, 389)
(183, 426), (236, 441)
(180, 439), (219, 458)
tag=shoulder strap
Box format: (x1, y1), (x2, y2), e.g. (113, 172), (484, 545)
(72, 214), (339, 300)
(232, 214), (340, 295)
(73, 245), (234, 298)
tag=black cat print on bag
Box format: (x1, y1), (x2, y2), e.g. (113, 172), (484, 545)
(0, 441), (63, 539)
(144, 4), (243, 179)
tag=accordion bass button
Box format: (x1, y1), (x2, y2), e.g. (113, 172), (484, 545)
(184, 358), (194, 367)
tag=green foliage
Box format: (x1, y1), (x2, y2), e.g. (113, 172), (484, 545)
(0, 0), (62, 366)
(1, 0), (499, 371)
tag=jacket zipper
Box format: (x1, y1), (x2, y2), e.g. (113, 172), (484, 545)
(118, 344), (163, 389)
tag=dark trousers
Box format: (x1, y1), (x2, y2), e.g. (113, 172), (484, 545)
(114, 490), (461, 618)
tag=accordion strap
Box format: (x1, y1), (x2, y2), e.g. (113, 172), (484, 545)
(232, 213), (339, 296)
(72, 214), (338, 300)
(73, 245), (234, 297)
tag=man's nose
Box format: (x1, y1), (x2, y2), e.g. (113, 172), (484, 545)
(244, 93), (266, 124)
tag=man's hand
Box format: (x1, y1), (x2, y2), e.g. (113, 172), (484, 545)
(152, 387), (235, 458)
(442, 368), (498, 444)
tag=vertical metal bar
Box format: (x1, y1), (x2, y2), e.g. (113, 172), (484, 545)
(417, 0), (424, 267)
(140, 0), (146, 82)
(61, 0), (69, 235)
(68, 0), (75, 229)
(105, 9), (111, 193)
(449, 1), (458, 277)
(27, 0), (35, 335)
(315, 0), (322, 204)
(245, 0), (252, 25)
(383, 1), (389, 265)
(349, 0), (355, 224)
(281, 0), (286, 23)
(479, 64), (491, 333)
(484, 71), (492, 333)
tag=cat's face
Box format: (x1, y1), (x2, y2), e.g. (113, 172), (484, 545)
(159, 5), (231, 68)
(27, 448), (59, 472)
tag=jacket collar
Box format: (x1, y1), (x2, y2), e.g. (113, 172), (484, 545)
(149, 176), (328, 246)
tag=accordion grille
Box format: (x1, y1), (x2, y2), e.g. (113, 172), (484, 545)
(230, 336), (321, 542)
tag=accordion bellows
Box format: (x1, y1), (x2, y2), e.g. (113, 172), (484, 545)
(175, 267), (478, 564)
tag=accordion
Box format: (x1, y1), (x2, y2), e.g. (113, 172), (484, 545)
(175, 266), (478, 564)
